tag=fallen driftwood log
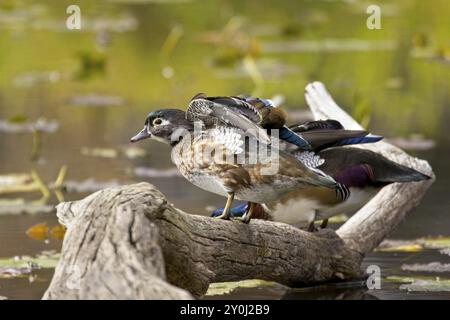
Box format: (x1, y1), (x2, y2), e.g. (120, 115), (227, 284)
(43, 82), (434, 299)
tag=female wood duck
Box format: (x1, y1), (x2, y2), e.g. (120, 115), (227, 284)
(213, 122), (430, 231)
(130, 94), (357, 223)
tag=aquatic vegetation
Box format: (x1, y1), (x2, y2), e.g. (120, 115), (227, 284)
(109, 0), (192, 3)
(0, 198), (55, 215)
(206, 279), (283, 296)
(81, 147), (118, 159)
(63, 178), (121, 193)
(401, 262), (450, 273)
(13, 70), (62, 87)
(377, 236), (450, 253)
(417, 236), (450, 249)
(0, 166), (67, 212)
(0, 0), (448, 300)
(261, 39), (396, 54)
(376, 240), (423, 253)
(386, 276), (450, 292)
(0, 172), (48, 196)
(324, 214), (348, 224)
(80, 146), (146, 159)
(0, 251), (60, 279)
(67, 94), (125, 107)
(123, 147), (147, 159)
(199, 17), (261, 67)
(0, 117), (59, 134)
(26, 222), (49, 240)
(160, 25), (184, 79)
(0, 116), (59, 162)
(134, 166), (181, 178)
(387, 134), (436, 151)
(74, 51), (107, 81)
(26, 223), (66, 241)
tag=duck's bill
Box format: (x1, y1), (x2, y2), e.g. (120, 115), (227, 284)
(130, 127), (151, 143)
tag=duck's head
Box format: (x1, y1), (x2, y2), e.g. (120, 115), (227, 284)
(130, 109), (193, 146)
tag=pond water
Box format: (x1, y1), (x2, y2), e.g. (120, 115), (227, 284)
(0, 0), (449, 299)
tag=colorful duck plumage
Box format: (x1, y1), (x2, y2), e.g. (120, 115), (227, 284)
(131, 105), (344, 223)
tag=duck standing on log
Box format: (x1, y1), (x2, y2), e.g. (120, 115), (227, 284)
(130, 93), (368, 223)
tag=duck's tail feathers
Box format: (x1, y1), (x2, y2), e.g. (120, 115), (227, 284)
(374, 164), (432, 184)
(335, 183), (351, 201)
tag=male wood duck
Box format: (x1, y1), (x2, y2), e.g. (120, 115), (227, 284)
(213, 122), (430, 230)
(130, 94), (359, 223)
(188, 93), (382, 150)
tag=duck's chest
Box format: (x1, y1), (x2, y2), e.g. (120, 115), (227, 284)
(171, 138), (229, 196)
(170, 134), (297, 201)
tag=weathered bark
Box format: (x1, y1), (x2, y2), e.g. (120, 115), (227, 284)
(43, 82), (434, 299)
(42, 185), (193, 300)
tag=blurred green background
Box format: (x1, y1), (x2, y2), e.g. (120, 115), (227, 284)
(0, 0), (449, 300)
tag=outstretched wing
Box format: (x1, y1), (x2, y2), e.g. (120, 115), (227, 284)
(188, 93), (315, 148)
(289, 120), (383, 152)
(187, 95), (271, 144)
(189, 93), (262, 123)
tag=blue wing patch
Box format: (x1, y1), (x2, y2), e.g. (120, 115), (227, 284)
(278, 126), (312, 150)
(335, 135), (383, 146)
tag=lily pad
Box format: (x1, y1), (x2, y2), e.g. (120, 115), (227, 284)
(418, 236), (450, 249)
(206, 279), (279, 296)
(0, 198), (55, 215)
(326, 214), (349, 224)
(26, 222), (50, 240)
(81, 147), (118, 158)
(25, 223), (65, 240)
(80, 146), (146, 159)
(401, 262), (450, 273)
(68, 94), (124, 107)
(376, 239), (423, 253)
(386, 276), (450, 292)
(261, 39), (396, 54)
(64, 178), (121, 193)
(387, 134), (435, 151)
(8, 114), (28, 123)
(134, 167), (181, 178)
(0, 118), (59, 134)
(376, 236), (450, 253)
(0, 173), (34, 192)
(0, 251), (60, 279)
(13, 71), (61, 87)
(50, 224), (66, 240)
(123, 147), (147, 159)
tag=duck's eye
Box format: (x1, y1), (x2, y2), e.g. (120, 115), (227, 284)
(152, 118), (163, 126)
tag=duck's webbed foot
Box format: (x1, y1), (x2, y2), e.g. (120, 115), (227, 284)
(235, 202), (256, 224)
(212, 192), (234, 220)
(307, 210), (322, 232)
(320, 218), (329, 229)
(307, 212), (328, 232)
(307, 221), (319, 232)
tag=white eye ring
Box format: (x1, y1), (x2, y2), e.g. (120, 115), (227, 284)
(152, 118), (163, 126)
